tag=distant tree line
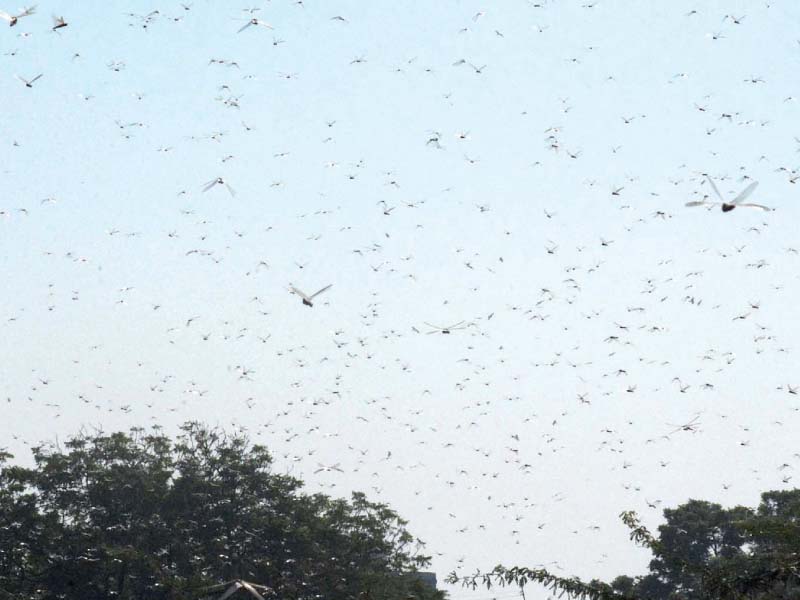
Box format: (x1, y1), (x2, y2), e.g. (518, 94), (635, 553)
(0, 423), (444, 600)
(449, 490), (800, 600)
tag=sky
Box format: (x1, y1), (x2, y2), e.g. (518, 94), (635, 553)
(2, 0), (800, 597)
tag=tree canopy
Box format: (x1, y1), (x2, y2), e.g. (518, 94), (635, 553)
(448, 492), (800, 600)
(0, 423), (443, 600)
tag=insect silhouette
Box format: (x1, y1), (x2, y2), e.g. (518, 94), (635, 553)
(289, 284), (333, 307)
(686, 176), (771, 212)
(424, 321), (470, 334)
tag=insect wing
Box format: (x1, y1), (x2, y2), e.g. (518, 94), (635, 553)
(218, 583), (244, 600)
(240, 582), (266, 600)
(705, 175), (724, 202)
(290, 286), (311, 303)
(309, 284), (332, 299)
(730, 181), (758, 205)
(738, 203), (771, 211)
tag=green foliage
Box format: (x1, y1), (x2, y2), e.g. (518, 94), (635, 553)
(448, 491), (800, 600)
(0, 424), (442, 600)
(449, 565), (623, 600)
(647, 500), (753, 600)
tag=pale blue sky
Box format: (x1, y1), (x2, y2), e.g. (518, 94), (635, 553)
(2, 1), (800, 597)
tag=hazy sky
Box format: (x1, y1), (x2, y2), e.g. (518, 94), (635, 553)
(2, 1), (800, 597)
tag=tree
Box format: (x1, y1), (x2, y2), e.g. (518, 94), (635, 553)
(646, 500), (752, 600)
(448, 494), (800, 600)
(0, 423), (444, 600)
(0, 452), (41, 598)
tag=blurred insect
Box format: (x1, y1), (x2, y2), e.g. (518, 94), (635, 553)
(289, 284), (332, 307)
(15, 73), (42, 88)
(686, 176), (771, 212)
(424, 321), (470, 335)
(0, 5), (35, 27)
(667, 414), (701, 435)
(237, 17), (272, 33)
(51, 15), (67, 30)
(202, 177), (236, 197)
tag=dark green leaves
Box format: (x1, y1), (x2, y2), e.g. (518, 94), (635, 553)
(449, 494), (800, 600)
(0, 423), (442, 600)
